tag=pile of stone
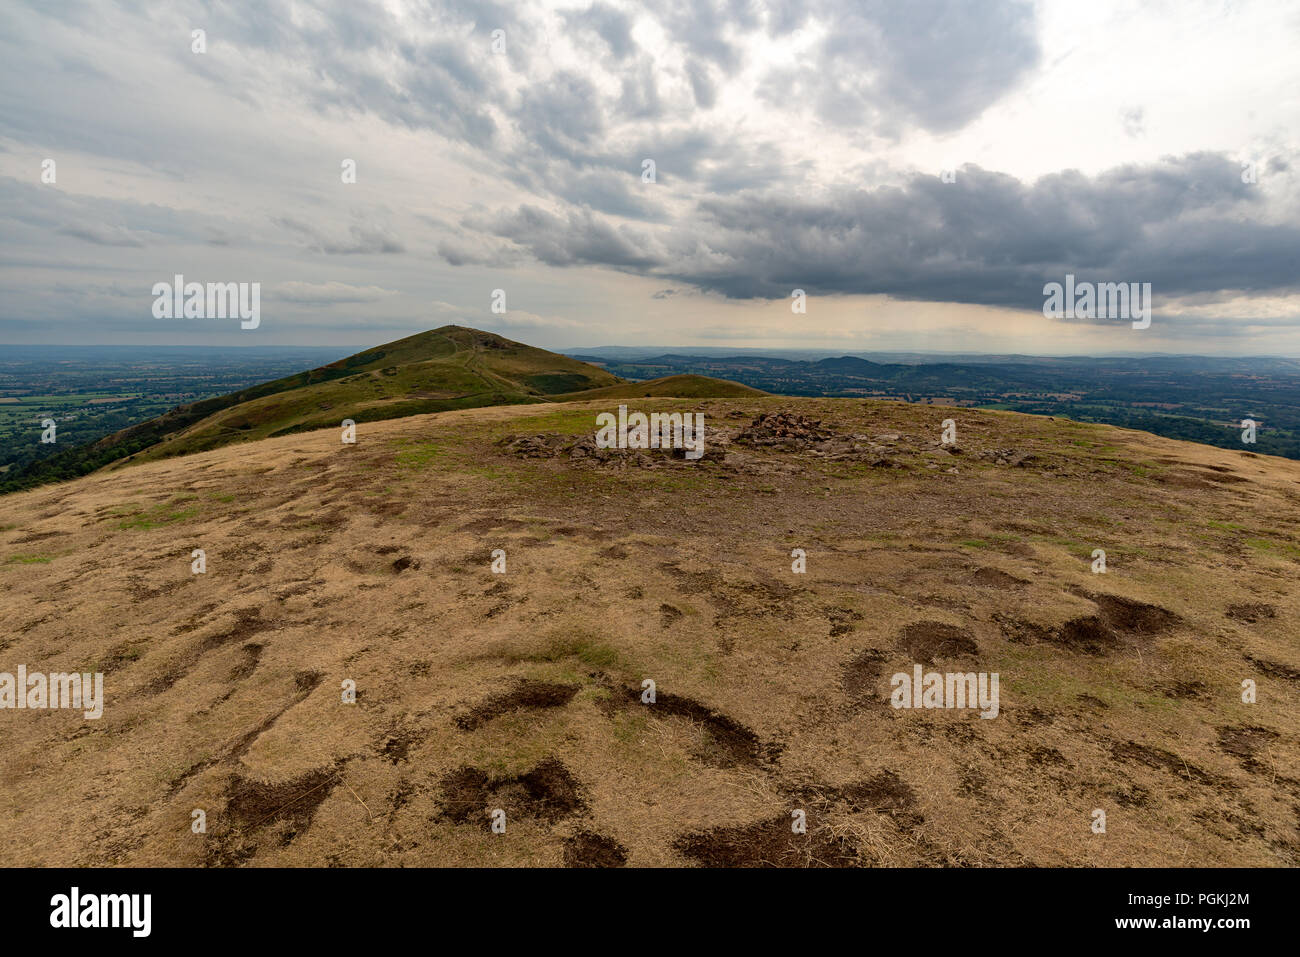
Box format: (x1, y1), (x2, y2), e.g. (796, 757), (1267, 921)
(499, 433), (572, 458)
(975, 448), (1040, 467)
(732, 411), (907, 468)
(499, 432), (725, 469)
(734, 412), (836, 448)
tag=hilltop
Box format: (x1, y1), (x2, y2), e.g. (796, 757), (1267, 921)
(1, 395), (1297, 866)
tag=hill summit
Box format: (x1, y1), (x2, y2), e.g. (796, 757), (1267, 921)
(112, 325), (624, 465)
(4, 326), (760, 488)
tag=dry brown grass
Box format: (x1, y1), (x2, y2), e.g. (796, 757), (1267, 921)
(0, 397), (1297, 866)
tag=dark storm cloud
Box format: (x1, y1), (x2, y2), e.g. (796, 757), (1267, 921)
(680, 155), (1299, 304)
(483, 154), (1300, 307)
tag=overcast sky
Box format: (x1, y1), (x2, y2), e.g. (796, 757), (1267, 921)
(2, 0), (1299, 354)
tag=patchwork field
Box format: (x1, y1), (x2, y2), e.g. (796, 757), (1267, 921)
(1, 397), (1297, 866)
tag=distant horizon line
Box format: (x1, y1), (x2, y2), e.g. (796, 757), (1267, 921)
(2, 342), (1298, 361)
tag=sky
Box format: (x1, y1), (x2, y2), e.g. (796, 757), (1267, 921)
(2, 0), (1299, 354)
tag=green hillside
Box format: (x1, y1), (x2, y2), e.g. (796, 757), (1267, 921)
(118, 326), (623, 464)
(1, 327), (762, 490)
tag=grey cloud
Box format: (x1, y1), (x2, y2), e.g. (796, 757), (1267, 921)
(618, 56), (664, 119)
(763, 0), (811, 34)
(467, 154), (1300, 309)
(58, 224), (145, 247)
(628, 127), (721, 182)
(474, 204), (660, 268)
(299, 38), (499, 148)
(657, 0), (759, 75)
(554, 169), (665, 220)
(318, 226), (406, 256)
(8, 0), (1297, 350)
(699, 140), (796, 193)
(685, 60), (717, 109)
(516, 71), (607, 161)
(504, 125), (727, 217)
(272, 216), (406, 255)
(564, 2), (637, 60)
(187, 1), (508, 148)
(675, 155), (1297, 304)
(0, 177), (226, 249)
(761, 0), (1040, 135)
(435, 235), (522, 268)
(2, 0), (508, 173)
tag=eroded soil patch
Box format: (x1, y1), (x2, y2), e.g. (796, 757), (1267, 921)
(1228, 603), (1276, 623)
(1110, 740), (1230, 789)
(1216, 725), (1280, 772)
(1245, 655), (1300, 682)
(896, 621), (978, 663)
(454, 679), (581, 731)
(223, 767), (339, 833)
(563, 830), (628, 867)
(674, 813), (860, 867)
(601, 684), (766, 768)
(827, 770), (920, 824)
(999, 591), (1178, 656)
(438, 758), (585, 826)
(1072, 588), (1179, 636)
(841, 648), (889, 708)
(971, 567), (1028, 588)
